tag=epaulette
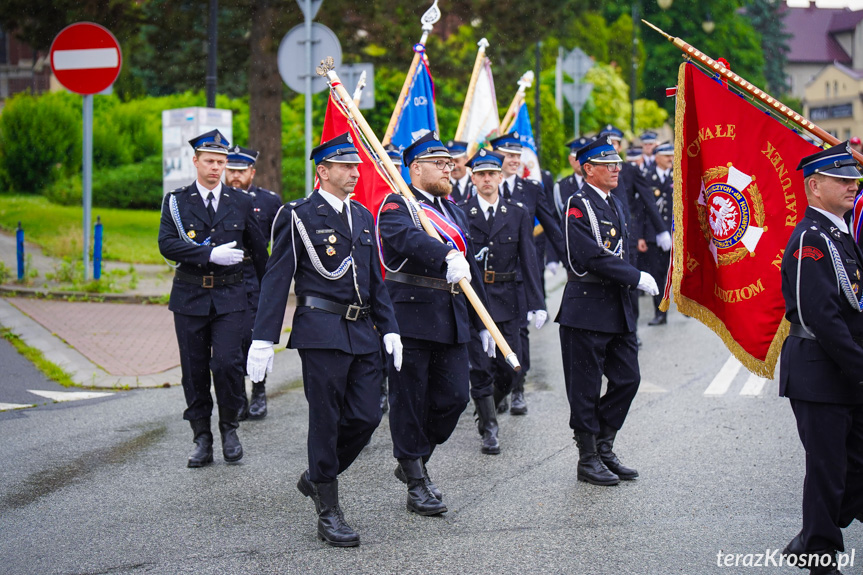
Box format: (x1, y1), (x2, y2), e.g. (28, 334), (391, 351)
(265, 189), (279, 197)
(575, 190), (585, 198)
(169, 187), (184, 194)
(286, 196), (311, 209)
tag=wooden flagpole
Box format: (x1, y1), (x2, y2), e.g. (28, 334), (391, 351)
(643, 20), (863, 163)
(499, 71), (534, 135)
(352, 70), (366, 107)
(381, 0), (441, 146)
(454, 38), (490, 141)
(317, 58), (521, 371)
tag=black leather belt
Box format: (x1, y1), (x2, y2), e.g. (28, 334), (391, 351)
(386, 271), (461, 294)
(174, 270), (243, 288)
(483, 270), (516, 284)
(296, 296), (370, 321)
(567, 271), (602, 283)
(788, 323), (816, 341)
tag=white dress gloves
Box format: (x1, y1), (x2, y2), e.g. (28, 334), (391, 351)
(445, 252), (471, 284)
(656, 231), (672, 252)
(383, 333), (403, 372)
(527, 310), (548, 329)
(638, 272), (660, 296)
(246, 340), (274, 383)
(480, 329), (496, 358)
(209, 241), (244, 266)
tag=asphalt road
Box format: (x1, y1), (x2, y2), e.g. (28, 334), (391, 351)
(1, 282), (861, 575)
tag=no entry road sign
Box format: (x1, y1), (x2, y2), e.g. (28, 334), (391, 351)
(50, 22), (122, 95)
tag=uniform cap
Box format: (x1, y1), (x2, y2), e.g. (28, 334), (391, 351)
(226, 145), (259, 170)
(445, 140), (469, 159)
(599, 124), (624, 141)
(566, 136), (593, 156)
(466, 149), (504, 172)
(626, 146), (642, 159)
(403, 131), (451, 165)
(384, 143), (403, 167)
(639, 131), (658, 143)
(489, 133), (523, 154)
(796, 141), (862, 179)
(189, 129), (230, 155)
(311, 132), (361, 165)
(576, 135), (623, 165)
(654, 142), (674, 156)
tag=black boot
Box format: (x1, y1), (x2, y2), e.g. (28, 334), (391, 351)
(187, 418), (213, 468)
(475, 396), (500, 454)
(394, 460), (442, 500)
(249, 380), (267, 419)
(648, 311), (667, 326)
(297, 469), (321, 511)
(494, 386), (509, 414)
(380, 375), (389, 414)
(218, 408), (243, 463)
(314, 479), (360, 547)
(398, 458), (447, 515)
(575, 432), (619, 486)
(597, 424), (639, 480)
(510, 387), (527, 416)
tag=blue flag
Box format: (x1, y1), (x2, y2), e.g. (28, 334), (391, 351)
(509, 102), (541, 182)
(390, 59), (438, 182)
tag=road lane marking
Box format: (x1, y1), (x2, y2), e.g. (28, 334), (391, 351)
(739, 373), (768, 397)
(28, 390), (113, 402)
(704, 356), (742, 396)
(0, 402), (36, 411)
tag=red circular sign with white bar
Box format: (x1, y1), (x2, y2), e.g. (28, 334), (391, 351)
(49, 22), (122, 95)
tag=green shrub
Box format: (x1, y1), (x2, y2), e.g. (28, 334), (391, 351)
(0, 92), (81, 193)
(45, 155), (163, 210)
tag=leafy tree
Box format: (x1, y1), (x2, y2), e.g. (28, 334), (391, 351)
(579, 63), (630, 136)
(745, 0), (790, 96)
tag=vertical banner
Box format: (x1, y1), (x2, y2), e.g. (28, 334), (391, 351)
(672, 62), (819, 377)
(509, 102), (540, 182)
(389, 57), (438, 182)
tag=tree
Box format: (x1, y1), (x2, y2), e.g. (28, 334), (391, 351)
(745, 0), (790, 96)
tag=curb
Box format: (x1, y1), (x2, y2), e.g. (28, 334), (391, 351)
(0, 284), (168, 304)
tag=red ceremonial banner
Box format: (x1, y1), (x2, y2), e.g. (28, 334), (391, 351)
(320, 94), (397, 218)
(671, 63), (820, 377)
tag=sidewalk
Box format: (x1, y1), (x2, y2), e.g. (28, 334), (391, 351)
(0, 231), (294, 389)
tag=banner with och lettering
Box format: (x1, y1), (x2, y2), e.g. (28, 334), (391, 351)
(668, 62), (820, 377)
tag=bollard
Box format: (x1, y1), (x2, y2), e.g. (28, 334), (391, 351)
(16, 221), (24, 281)
(93, 216), (103, 280)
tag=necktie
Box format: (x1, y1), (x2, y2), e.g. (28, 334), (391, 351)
(434, 197), (445, 215)
(206, 192), (216, 221)
(340, 204), (351, 232)
(502, 181), (511, 200)
(452, 180), (460, 198)
(486, 205), (495, 229)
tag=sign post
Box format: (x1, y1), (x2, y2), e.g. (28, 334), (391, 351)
(559, 47), (593, 138)
(49, 22), (122, 281)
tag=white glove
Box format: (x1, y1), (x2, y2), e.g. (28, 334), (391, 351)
(383, 333), (403, 372)
(445, 252), (472, 284)
(527, 309), (548, 329)
(209, 240), (244, 266)
(656, 231), (672, 252)
(546, 261), (561, 275)
(638, 271), (660, 296)
(246, 340), (274, 383)
(480, 329), (496, 358)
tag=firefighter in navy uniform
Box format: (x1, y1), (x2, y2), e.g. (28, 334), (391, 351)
(377, 131), (494, 516)
(490, 132), (565, 416)
(640, 142), (675, 326)
(556, 136), (659, 486)
(446, 139), (474, 203)
(639, 130), (658, 173)
(246, 133), (402, 547)
(158, 129), (269, 468)
(458, 149), (546, 455)
(779, 142), (863, 575)
(224, 145), (282, 420)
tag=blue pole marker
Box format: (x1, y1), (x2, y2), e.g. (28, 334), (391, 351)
(16, 221), (24, 281)
(93, 216), (103, 280)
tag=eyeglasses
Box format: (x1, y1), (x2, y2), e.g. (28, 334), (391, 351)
(418, 159), (456, 171)
(590, 162), (622, 172)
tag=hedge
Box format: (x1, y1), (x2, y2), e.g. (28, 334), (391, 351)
(45, 155), (163, 210)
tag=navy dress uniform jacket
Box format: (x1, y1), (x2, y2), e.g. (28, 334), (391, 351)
(780, 207), (863, 403)
(377, 188), (489, 345)
(242, 184), (283, 297)
(459, 195), (545, 322)
(556, 185), (641, 334)
(158, 182), (269, 315)
(253, 190), (398, 355)
(506, 176), (566, 257)
(639, 167), (673, 243)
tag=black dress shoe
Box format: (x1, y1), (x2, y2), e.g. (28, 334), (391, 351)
(218, 410), (243, 463)
(187, 418), (213, 468)
(647, 313), (667, 326)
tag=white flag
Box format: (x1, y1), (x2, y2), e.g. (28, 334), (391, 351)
(461, 58), (500, 146)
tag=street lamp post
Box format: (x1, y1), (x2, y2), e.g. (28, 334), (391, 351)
(206, 0), (217, 108)
(631, 2), (639, 134)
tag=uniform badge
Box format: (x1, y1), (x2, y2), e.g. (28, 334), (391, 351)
(857, 269), (861, 280)
(603, 239), (611, 248)
(500, 205), (507, 213)
(326, 245), (336, 257)
(855, 283), (860, 295)
(793, 246), (824, 261)
(328, 235), (337, 244)
(654, 188), (661, 197)
(470, 207), (477, 215)
(610, 228), (617, 237)
(381, 202), (400, 212)
(187, 230), (196, 239)
(568, 207), (583, 218)
(830, 227), (842, 240)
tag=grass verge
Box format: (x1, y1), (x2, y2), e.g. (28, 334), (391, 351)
(1, 328), (78, 388)
(0, 195), (162, 264)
